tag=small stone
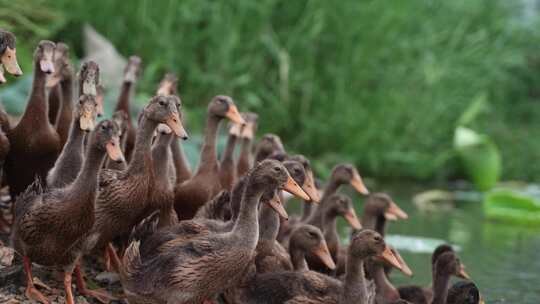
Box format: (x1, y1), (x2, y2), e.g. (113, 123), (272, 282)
(95, 271), (120, 284)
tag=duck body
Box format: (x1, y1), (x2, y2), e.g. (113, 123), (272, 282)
(5, 41), (61, 198)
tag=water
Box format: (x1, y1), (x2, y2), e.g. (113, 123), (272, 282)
(291, 183), (540, 303)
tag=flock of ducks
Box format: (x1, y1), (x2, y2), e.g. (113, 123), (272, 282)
(0, 30), (483, 304)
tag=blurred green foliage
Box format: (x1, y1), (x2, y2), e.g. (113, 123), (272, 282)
(3, 0), (540, 182)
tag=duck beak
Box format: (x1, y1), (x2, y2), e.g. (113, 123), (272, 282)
(83, 80), (97, 96)
(1, 47), (23, 76)
(157, 80), (173, 96)
(79, 109), (96, 131)
(225, 105), (246, 125)
(350, 170), (369, 195)
(384, 201), (408, 221)
(344, 208), (362, 230)
(393, 247), (413, 277)
(124, 65), (138, 83)
(302, 169), (321, 203)
(313, 240), (336, 270)
(229, 122), (242, 137)
(241, 121), (255, 139)
(0, 66), (5, 84)
(166, 113), (189, 140)
(380, 245), (402, 272)
(106, 136), (125, 163)
(96, 93), (104, 117)
(40, 58), (55, 74)
(457, 263), (471, 280)
(266, 192), (288, 220)
(282, 173), (310, 201)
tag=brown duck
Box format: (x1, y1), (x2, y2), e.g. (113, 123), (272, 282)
(121, 159), (308, 304)
(232, 229), (403, 304)
(114, 56), (142, 160)
(12, 119), (123, 304)
(174, 95), (245, 220)
(47, 94), (99, 188)
(0, 29), (23, 78)
(5, 40), (61, 199)
(90, 95), (187, 260)
(254, 133), (285, 163)
(236, 112), (258, 177)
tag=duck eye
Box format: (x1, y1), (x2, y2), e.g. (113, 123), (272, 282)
(374, 235), (382, 242)
(273, 166), (281, 172)
(101, 124), (107, 130)
(308, 231), (317, 238)
(159, 100), (166, 106)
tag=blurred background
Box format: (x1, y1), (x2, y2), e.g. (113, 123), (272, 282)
(2, 0), (540, 302)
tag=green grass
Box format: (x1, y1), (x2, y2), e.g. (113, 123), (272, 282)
(2, 0), (540, 182)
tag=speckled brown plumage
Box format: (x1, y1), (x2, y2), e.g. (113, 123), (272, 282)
(174, 95), (244, 220)
(219, 126), (238, 191)
(5, 41), (61, 199)
(90, 95), (185, 253)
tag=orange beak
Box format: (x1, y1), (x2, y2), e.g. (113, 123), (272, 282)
(241, 121), (255, 139)
(313, 240), (336, 270)
(229, 122), (243, 137)
(344, 208), (362, 230)
(0, 66), (5, 84)
(384, 201), (408, 221)
(457, 263), (471, 280)
(266, 191), (288, 220)
(282, 173), (310, 201)
(1, 47), (23, 76)
(350, 170), (369, 195)
(302, 169), (321, 203)
(379, 245), (402, 272)
(225, 105), (246, 125)
(392, 247), (413, 277)
(166, 113), (189, 140)
(106, 137), (125, 163)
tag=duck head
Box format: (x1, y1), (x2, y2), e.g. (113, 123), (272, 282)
(289, 154), (321, 203)
(435, 251), (470, 280)
(124, 56), (142, 83)
(350, 229), (402, 271)
(35, 40), (56, 74)
(77, 94), (98, 131)
(332, 164), (369, 195)
(46, 43), (72, 88)
(79, 61), (100, 96)
(0, 30), (22, 76)
(291, 224), (336, 270)
(144, 95), (188, 140)
(365, 193), (408, 222)
(208, 95), (246, 125)
(255, 133), (285, 161)
(92, 119), (124, 163)
(327, 194), (362, 230)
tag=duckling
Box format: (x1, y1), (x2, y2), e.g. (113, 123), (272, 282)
(174, 95), (245, 220)
(12, 119), (123, 304)
(121, 159), (309, 304)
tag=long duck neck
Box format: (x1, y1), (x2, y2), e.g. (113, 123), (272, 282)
(152, 133), (174, 186)
(231, 183), (265, 249)
(258, 203), (280, 242)
(362, 211), (386, 236)
(238, 138), (252, 168)
(20, 61), (49, 126)
(62, 116), (86, 158)
(221, 134), (237, 164)
(322, 210), (338, 244)
(68, 142), (107, 208)
(340, 255), (368, 304)
(116, 81), (134, 121)
(289, 242), (309, 271)
(170, 136), (191, 184)
(197, 114), (221, 173)
(309, 177), (341, 225)
(127, 116), (157, 175)
(56, 73), (74, 124)
(372, 263), (400, 302)
(431, 269), (451, 304)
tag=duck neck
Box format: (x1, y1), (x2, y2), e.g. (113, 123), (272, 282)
(258, 203), (280, 242)
(152, 133), (174, 185)
(300, 200), (313, 221)
(431, 270), (451, 304)
(309, 177), (341, 225)
(289, 242), (308, 271)
(373, 263), (400, 302)
(170, 136), (191, 184)
(322, 210), (338, 245)
(127, 116), (157, 175)
(238, 138), (252, 166)
(56, 73), (74, 125)
(221, 133), (237, 164)
(20, 61), (49, 125)
(232, 183), (264, 249)
(198, 114), (221, 172)
(63, 116), (86, 156)
(69, 142), (106, 204)
(116, 81), (134, 120)
(340, 255), (368, 304)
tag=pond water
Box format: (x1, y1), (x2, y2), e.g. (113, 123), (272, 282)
(290, 182), (540, 303)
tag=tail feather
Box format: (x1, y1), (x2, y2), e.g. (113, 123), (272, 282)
(14, 176), (43, 219)
(120, 240), (141, 290)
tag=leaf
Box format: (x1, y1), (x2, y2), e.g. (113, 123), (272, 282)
(484, 189), (540, 225)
